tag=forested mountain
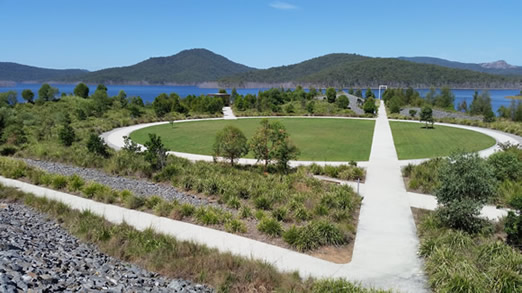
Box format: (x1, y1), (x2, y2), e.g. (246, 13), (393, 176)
(220, 55), (521, 88)
(0, 62), (88, 82)
(76, 49), (256, 84)
(399, 57), (522, 76)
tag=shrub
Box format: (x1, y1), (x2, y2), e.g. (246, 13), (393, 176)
(254, 195), (272, 210)
(195, 207), (222, 225)
(257, 217), (283, 237)
(487, 151), (522, 182)
(145, 195), (163, 209)
(67, 174), (85, 191)
(213, 126), (249, 166)
(180, 203), (195, 217)
(154, 201), (174, 217)
(82, 182), (105, 199)
(51, 175), (68, 190)
(239, 206), (252, 219)
(0, 145), (17, 156)
(225, 218), (247, 233)
(125, 195), (145, 210)
(435, 152), (496, 233)
(226, 196), (241, 209)
(86, 134), (110, 158)
(272, 206), (289, 222)
(409, 109), (417, 118)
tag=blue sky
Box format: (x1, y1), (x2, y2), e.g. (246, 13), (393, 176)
(1, 0), (521, 70)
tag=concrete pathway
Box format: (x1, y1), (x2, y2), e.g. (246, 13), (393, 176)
(341, 102), (428, 291)
(222, 106), (237, 120)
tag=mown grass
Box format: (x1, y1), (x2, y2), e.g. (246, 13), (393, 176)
(130, 118), (376, 162)
(390, 121), (496, 160)
(417, 211), (522, 293)
(0, 185), (388, 293)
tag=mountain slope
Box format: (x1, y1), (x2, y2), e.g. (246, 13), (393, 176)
(221, 54), (521, 88)
(399, 56), (522, 76)
(0, 62), (88, 82)
(78, 49), (256, 84)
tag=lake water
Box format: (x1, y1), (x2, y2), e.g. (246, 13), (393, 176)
(1, 83), (520, 115)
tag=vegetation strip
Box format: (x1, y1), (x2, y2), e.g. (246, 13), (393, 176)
(0, 157), (362, 258)
(0, 185), (387, 292)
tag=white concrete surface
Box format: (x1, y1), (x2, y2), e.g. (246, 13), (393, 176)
(344, 102), (428, 292)
(222, 107), (237, 120)
(407, 191), (509, 221)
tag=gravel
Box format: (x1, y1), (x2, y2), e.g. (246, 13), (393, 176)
(0, 202), (214, 292)
(399, 107), (482, 121)
(22, 159), (214, 208)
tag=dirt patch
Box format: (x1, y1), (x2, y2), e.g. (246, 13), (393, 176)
(411, 207), (432, 228)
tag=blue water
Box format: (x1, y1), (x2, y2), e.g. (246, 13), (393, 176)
(1, 83), (519, 115)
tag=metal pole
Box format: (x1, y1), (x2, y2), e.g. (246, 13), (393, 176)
(357, 178), (360, 194)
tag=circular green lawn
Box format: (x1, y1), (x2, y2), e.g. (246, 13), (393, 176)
(390, 121), (496, 160)
(130, 118), (376, 161)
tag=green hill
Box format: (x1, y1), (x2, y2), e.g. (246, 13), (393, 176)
(220, 54), (521, 88)
(77, 49), (256, 84)
(0, 62), (88, 82)
(399, 57), (522, 76)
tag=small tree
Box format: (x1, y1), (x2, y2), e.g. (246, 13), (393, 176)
(74, 83), (90, 98)
(21, 89), (34, 104)
(336, 95), (349, 109)
(355, 89), (363, 98)
(363, 96), (377, 114)
(86, 134), (110, 157)
(58, 115), (75, 147)
(250, 119), (299, 172)
(435, 152), (496, 233)
(365, 88), (374, 98)
(420, 106), (434, 128)
(409, 109), (417, 118)
(213, 126), (249, 166)
(326, 87), (336, 103)
(144, 133), (167, 170)
(37, 83), (58, 103)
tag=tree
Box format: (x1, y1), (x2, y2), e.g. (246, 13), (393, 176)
(58, 123), (75, 146)
(0, 91), (17, 107)
(336, 95), (349, 109)
(435, 87), (455, 109)
(86, 134), (110, 157)
(152, 93), (173, 117)
(144, 133), (167, 170)
(388, 96), (401, 114)
(37, 84), (58, 103)
(74, 83), (89, 98)
(213, 126), (249, 166)
(249, 119), (299, 171)
(326, 87), (336, 103)
(355, 89), (363, 98)
(420, 106), (434, 128)
(435, 152), (496, 232)
(21, 89), (34, 103)
(363, 96), (377, 114)
(116, 90), (128, 108)
(348, 88), (354, 95)
(409, 109), (417, 118)
(457, 100), (468, 112)
(365, 88), (374, 99)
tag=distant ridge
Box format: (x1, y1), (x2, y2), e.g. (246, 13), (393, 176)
(221, 54), (521, 88)
(1, 49), (521, 88)
(0, 62), (88, 82)
(75, 49), (256, 84)
(398, 56), (522, 76)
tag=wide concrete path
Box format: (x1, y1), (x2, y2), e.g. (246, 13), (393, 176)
(343, 103), (428, 291)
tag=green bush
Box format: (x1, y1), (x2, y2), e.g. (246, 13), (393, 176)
(487, 151), (522, 182)
(51, 175), (68, 190)
(153, 200), (174, 217)
(145, 195), (163, 209)
(239, 206), (252, 219)
(67, 174), (85, 191)
(225, 218), (247, 233)
(283, 221), (346, 251)
(257, 217), (282, 237)
(125, 195), (145, 209)
(180, 203), (195, 217)
(195, 207), (223, 225)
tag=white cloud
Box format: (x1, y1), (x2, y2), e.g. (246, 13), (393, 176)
(269, 1), (298, 10)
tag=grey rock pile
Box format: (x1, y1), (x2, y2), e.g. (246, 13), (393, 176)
(0, 202), (214, 292)
(23, 159), (211, 207)
(399, 107), (482, 121)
